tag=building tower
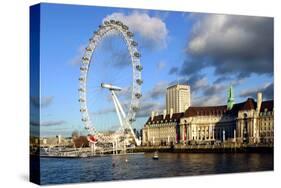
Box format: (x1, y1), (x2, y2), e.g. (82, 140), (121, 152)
(256, 92), (262, 112)
(227, 85), (235, 110)
(166, 84), (191, 114)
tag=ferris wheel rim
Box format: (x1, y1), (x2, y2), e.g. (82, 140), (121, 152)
(78, 19), (143, 140)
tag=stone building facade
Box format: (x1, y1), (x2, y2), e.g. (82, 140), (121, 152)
(142, 84), (274, 146)
(142, 112), (183, 146)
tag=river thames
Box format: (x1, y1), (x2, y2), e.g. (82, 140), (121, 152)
(39, 153), (273, 185)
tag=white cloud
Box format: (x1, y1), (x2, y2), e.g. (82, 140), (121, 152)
(137, 101), (165, 118)
(193, 94), (225, 107)
(143, 81), (168, 100)
(188, 15), (241, 54)
(69, 12), (168, 66)
(104, 12), (168, 49)
(192, 77), (208, 92)
(156, 60), (166, 71)
(185, 14), (273, 78)
(240, 82), (273, 99)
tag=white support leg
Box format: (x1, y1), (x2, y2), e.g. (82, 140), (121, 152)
(112, 91), (126, 119)
(111, 91), (125, 131)
(111, 90), (141, 146)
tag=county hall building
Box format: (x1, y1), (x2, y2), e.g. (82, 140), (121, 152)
(141, 84), (274, 146)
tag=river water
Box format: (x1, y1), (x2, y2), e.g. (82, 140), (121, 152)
(39, 152), (273, 185)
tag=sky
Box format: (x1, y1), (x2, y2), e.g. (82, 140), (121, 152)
(30, 3), (273, 137)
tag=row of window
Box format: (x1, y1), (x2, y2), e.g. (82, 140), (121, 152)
(260, 117), (273, 121)
(147, 137), (176, 141)
(191, 127), (234, 132)
(259, 111), (273, 116)
(260, 125), (273, 131)
(191, 130), (234, 140)
(147, 120), (177, 125)
(260, 132), (274, 137)
(192, 136), (215, 140)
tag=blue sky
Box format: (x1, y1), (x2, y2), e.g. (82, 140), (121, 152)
(30, 3), (273, 137)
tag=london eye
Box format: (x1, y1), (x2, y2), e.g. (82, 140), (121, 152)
(78, 19), (143, 153)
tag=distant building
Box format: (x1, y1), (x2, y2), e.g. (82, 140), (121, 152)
(42, 138), (47, 145)
(166, 84), (191, 114)
(39, 136), (71, 147)
(56, 135), (62, 144)
(142, 85), (274, 146)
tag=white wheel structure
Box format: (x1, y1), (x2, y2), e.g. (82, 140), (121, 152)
(78, 19), (143, 153)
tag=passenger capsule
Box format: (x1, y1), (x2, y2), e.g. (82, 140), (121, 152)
(134, 52), (141, 58)
(135, 93), (142, 99)
(116, 21), (123, 26)
(132, 106), (139, 112)
(82, 57), (89, 61)
(122, 25), (129, 30)
(79, 77), (85, 81)
(136, 65), (143, 71)
(89, 38), (95, 43)
(85, 47), (92, 51)
(80, 67), (87, 71)
(78, 98), (85, 102)
(136, 79), (143, 85)
(131, 41), (138, 46)
(127, 31), (134, 37)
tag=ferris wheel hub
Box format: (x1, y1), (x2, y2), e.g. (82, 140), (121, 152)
(101, 83), (122, 91)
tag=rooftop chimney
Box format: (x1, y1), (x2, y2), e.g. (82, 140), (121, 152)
(155, 112), (159, 117)
(163, 109), (167, 119)
(170, 108), (173, 119)
(151, 111), (155, 121)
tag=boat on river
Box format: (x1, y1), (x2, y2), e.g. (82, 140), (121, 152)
(152, 151), (159, 160)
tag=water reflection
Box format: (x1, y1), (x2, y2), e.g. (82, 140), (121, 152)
(39, 153), (273, 185)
